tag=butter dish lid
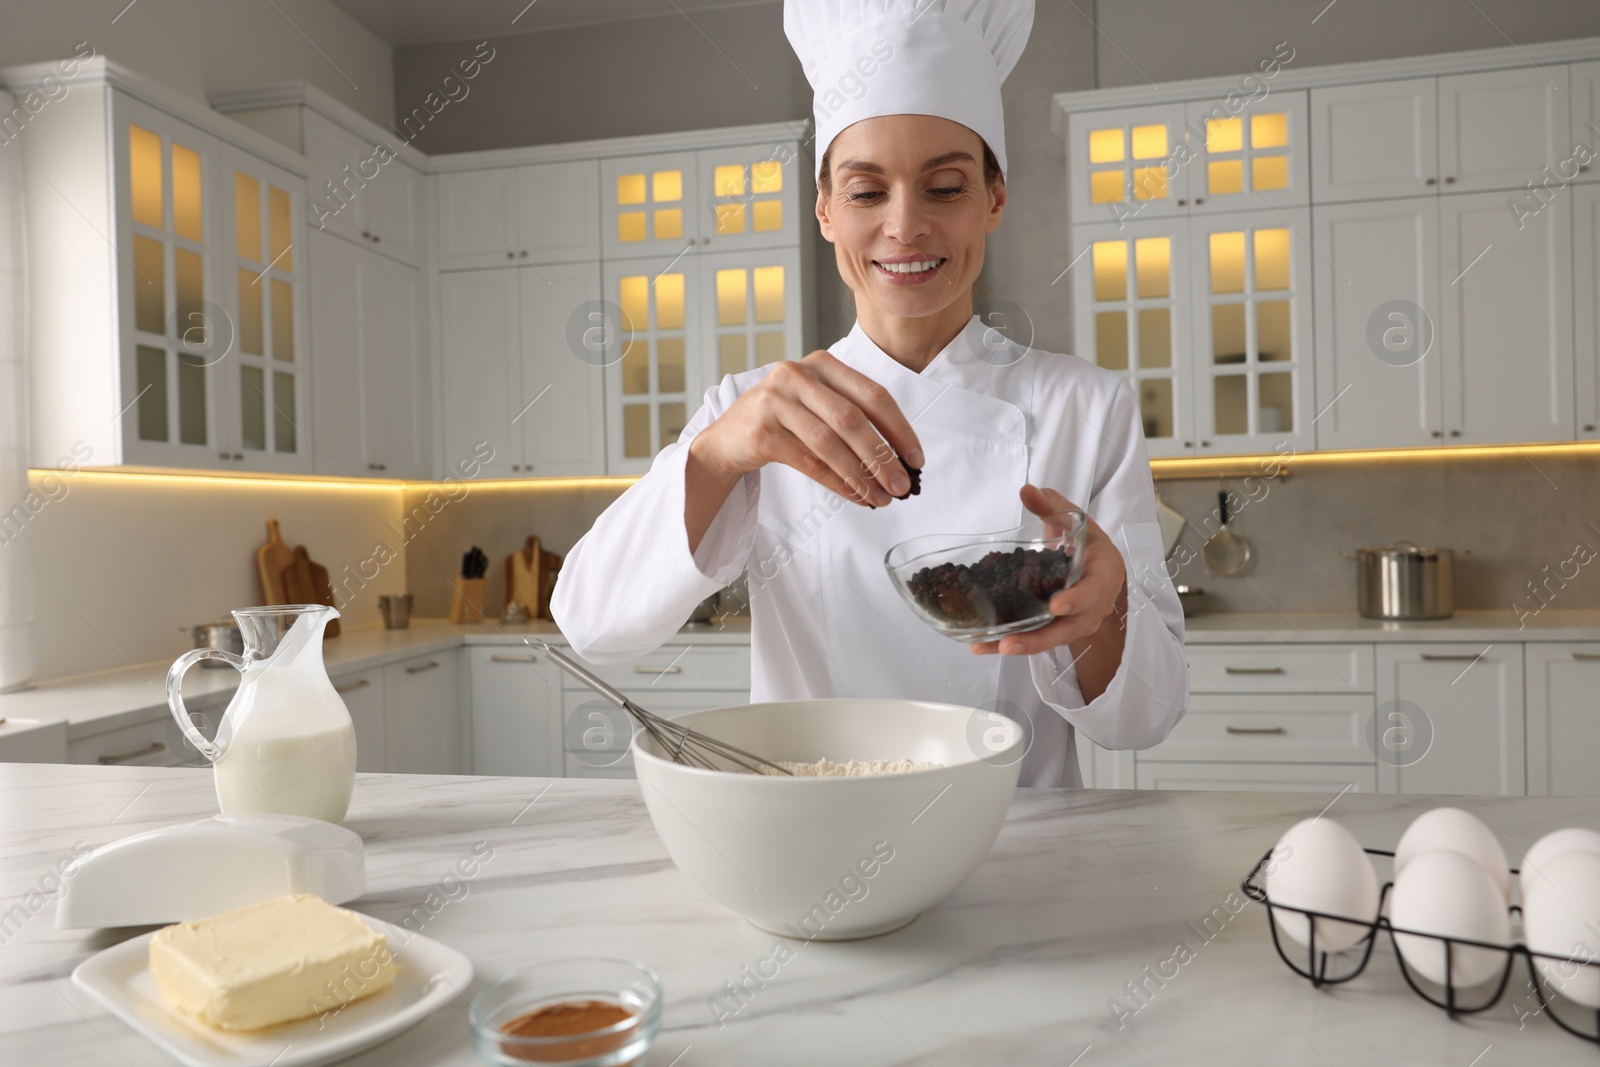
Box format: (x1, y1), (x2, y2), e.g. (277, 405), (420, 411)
(56, 814), (366, 930)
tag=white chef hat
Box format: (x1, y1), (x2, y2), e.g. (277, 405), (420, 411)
(784, 0), (1035, 182)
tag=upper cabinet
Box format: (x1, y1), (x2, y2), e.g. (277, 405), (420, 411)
(600, 142), (806, 260)
(15, 62), (314, 474)
(1066, 92), (1309, 225)
(1437, 66), (1570, 194)
(302, 110), (424, 267)
(435, 160), (600, 269)
(1311, 78), (1438, 202)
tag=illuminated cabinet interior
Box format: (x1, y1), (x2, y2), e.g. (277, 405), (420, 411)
(13, 60), (314, 475)
(1059, 43), (1600, 458)
(600, 140), (813, 474)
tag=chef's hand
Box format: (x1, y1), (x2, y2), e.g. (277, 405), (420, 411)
(688, 350), (924, 507)
(972, 486), (1129, 671)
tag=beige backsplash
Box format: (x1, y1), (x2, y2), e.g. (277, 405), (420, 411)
(403, 449), (1600, 624)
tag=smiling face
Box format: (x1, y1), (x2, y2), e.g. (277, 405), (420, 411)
(816, 114), (1006, 329)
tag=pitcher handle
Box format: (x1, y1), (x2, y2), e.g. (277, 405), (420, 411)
(167, 648), (246, 762)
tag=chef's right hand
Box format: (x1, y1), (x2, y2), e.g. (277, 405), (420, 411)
(689, 350), (925, 507)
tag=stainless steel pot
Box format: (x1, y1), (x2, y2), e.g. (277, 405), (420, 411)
(190, 622), (244, 667)
(1347, 541), (1460, 620)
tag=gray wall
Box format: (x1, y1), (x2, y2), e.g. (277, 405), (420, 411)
(1094, 0), (1600, 87)
(0, 0), (393, 128)
(392, 2), (809, 154)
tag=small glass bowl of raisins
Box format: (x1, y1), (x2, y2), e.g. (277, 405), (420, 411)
(884, 512), (1087, 642)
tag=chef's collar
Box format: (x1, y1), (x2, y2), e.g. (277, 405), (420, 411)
(839, 315), (1008, 387)
(783, 0), (1035, 180)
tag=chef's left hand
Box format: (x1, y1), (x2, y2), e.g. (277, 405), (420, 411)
(971, 485), (1127, 657)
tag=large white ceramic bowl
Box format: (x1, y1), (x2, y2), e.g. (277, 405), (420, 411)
(633, 699), (1023, 940)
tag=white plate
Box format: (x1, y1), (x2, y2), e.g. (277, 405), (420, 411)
(71, 917), (473, 1067)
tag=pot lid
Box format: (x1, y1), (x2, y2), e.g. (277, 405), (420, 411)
(1356, 540), (1451, 558)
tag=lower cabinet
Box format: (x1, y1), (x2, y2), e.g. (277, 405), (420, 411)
(1375, 643), (1524, 795)
(467, 646), (564, 779)
(383, 652), (463, 774)
(330, 667), (386, 773)
(1526, 642), (1600, 796)
(66, 716), (188, 768)
(0, 720), (67, 763)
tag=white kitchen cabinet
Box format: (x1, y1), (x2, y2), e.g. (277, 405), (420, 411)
(1525, 643), (1600, 797)
(67, 716), (185, 768)
(0, 721), (68, 763)
(1069, 219), (1197, 457)
(1067, 103), (1192, 224)
(1182, 92), (1309, 214)
(1576, 61), (1600, 185)
(303, 110), (423, 267)
(17, 64), (317, 475)
(1311, 197), (1442, 450)
(1438, 191), (1572, 445)
(1135, 762), (1377, 793)
(600, 150), (700, 259)
(1144, 693), (1375, 764)
(1185, 209), (1314, 455)
(330, 667), (386, 773)
(467, 646), (564, 778)
(435, 160), (600, 270)
(1310, 78), (1438, 202)
(1376, 644), (1525, 796)
(1070, 209), (1313, 457)
(308, 230), (431, 478)
(439, 262), (607, 479)
(1575, 182), (1600, 439)
(603, 246), (805, 473)
(1438, 66), (1570, 194)
(383, 651), (461, 774)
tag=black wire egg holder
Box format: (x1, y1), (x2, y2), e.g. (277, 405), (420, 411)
(1242, 846), (1600, 1046)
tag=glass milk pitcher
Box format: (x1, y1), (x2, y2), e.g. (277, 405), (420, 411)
(168, 605), (357, 823)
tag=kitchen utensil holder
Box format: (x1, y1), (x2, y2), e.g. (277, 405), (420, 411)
(1242, 846), (1600, 1046)
(449, 578), (487, 624)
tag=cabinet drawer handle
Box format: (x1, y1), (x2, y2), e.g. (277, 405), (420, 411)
(334, 678), (371, 694)
(405, 661), (441, 674)
(491, 654), (540, 663)
(98, 742), (166, 765)
(1223, 666), (1285, 675)
(1225, 726), (1286, 735)
(1572, 653), (1600, 661)
(632, 666), (682, 675)
(1419, 653), (1482, 661)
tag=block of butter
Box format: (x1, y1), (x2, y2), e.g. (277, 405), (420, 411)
(149, 893), (397, 1031)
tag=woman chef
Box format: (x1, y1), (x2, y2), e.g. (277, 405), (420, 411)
(552, 0), (1189, 788)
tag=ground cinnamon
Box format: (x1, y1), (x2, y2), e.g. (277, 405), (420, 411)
(499, 999), (638, 1063)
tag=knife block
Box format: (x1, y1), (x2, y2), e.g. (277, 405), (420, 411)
(448, 577), (488, 624)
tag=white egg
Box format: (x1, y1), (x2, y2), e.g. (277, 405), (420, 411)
(1264, 817), (1380, 953)
(1522, 850), (1600, 1009)
(1520, 828), (1600, 906)
(1390, 849), (1512, 989)
(1395, 808), (1511, 902)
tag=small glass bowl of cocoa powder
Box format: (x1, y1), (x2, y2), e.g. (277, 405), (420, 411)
(469, 958), (662, 1066)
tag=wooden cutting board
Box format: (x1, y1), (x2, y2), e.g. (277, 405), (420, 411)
(279, 546), (341, 639)
(256, 519), (294, 605)
(307, 557), (341, 638)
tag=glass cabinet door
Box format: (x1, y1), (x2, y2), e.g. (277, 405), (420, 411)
(119, 106), (222, 465)
(1067, 104), (1189, 225)
(602, 255), (701, 474)
(1186, 209), (1313, 455)
(701, 247), (802, 384)
(225, 147), (310, 471)
(1184, 91), (1309, 213)
(694, 143), (805, 252)
(1070, 220), (1194, 457)
(600, 152), (699, 260)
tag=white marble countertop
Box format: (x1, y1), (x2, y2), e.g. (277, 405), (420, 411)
(6, 764), (1600, 1064)
(6, 609), (1597, 745)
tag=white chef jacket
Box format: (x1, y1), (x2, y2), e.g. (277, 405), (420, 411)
(552, 316), (1189, 787)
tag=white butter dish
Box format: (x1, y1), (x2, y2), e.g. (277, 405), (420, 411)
(56, 814), (365, 929)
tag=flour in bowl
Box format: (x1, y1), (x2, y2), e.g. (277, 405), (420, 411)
(759, 758), (941, 777)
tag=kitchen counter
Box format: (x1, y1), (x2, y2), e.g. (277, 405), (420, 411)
(6, 763), (1600, 1064)
(1182, 608), (1600, 643)
(0, 617), (753, 743)
(7, 608), (1599, 748)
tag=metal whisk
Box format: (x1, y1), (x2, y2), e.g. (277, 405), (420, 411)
(536, 642), (793, 775)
